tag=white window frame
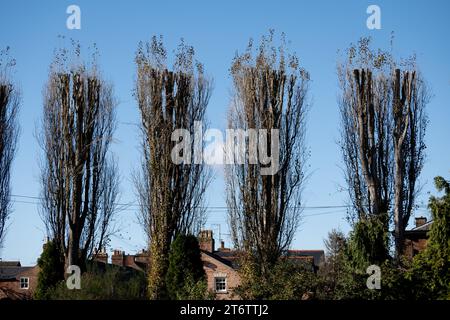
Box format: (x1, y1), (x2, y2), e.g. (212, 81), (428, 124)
(214, 276), (227, 293)
(20, 277), (29, 290)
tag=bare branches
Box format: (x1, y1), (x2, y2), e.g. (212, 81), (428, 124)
(226, 31), (310, 276)
(134, 36), (211, 299)
(338, 66), (392, 223)
(338, 37), (429, 263)
(0, 47), (20, 251)
(39, 43), (119, 269)
(392, 67), (429, 262)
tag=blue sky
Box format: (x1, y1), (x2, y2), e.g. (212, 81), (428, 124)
(0, 0), (449, 265)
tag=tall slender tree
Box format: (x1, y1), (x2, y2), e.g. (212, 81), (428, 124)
(134, 36), (211, 299)
(392, 67), (428, 262)
(338, 37), (428, 265)
(338, 39), (393, 265)
(0, 47), (20, 252)
(226, 31), (310, 283)
(39, 43), (119, 271)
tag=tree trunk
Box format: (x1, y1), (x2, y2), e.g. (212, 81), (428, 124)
(148, 233), (170, 299)
(394, 146), (405, 262)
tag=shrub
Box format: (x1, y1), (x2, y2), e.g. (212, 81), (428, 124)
(48, 262), (147, 300)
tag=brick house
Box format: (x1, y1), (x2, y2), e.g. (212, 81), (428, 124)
(198, 230), (241, 299)
(0, 230), (323, 300)
(403, 217), (433, 260)
(0, 261), (39, 300)
(104, 231), (243, 299)
(196, 230), (324, 299)
(107, 230), (324, 299)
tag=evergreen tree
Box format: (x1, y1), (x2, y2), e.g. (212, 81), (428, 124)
(166, 234), (206, 300)
(34, 240), (65, 300)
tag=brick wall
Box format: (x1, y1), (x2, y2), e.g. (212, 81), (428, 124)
(199, 230), (215, 253)
(403, 237), (428, 260)
(201, 252), (240, 300)
(0, 266), (39, 299)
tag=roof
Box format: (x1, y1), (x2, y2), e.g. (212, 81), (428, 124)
(201, 250), (237, 269)
(404, 220), (433, 240)
(0, 261), (21, 267)
(410, 220), (433, 232)
(214, 250), (240, 265)
(0, 262), (33, 281)
(212, 249), (325, 269)
(287, 250), (325, 266)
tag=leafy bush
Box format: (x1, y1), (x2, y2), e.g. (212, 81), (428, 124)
(235, 258), (318, 300)
(48, 262), (147, 300)
(346, 215), (390, 270)
(406, 176), (450, 299)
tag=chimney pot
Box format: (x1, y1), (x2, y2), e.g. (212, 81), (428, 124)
(112, 249), (125, 266)
(198, 230), (215, 253)
(415, 217), (427, 228)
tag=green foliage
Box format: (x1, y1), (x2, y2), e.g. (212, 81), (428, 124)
(34, 240), (65, 300)
(48, 262), (147, 300)
(317, 229), (415, 300)
(407, 176), (450, 299)
(166, 234), (207, 300)
(318, 229), (351, 299)
(234, 174), (450, 301)
(176, 274), (214, 300)
(346, 214), (390, 270)
(318, 253), (416, 300)
(321, 229), (347, 289)
(321, 175), (450, 300)
(236, 258), (318, 300)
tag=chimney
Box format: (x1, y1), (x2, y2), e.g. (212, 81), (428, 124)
(198, 230), (215, 253)
(217, 240), (230, 252)
(415, 217), (427, 228)
(111, 250), (125, 266)
(93, 248), (108, 264)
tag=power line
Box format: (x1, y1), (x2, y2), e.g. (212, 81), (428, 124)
(11, 194), (138, 208)
(9, 197), (348, 217)
(12, 194), (353, 209)
(303, 210), (347, 217)
(10, 199), (41, 205)
(9, 193), (429, 215)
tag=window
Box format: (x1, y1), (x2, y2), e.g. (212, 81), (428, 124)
(20, 277), (29, 289)
(214, 277), (227, 293)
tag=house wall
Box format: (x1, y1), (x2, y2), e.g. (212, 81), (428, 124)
(403, 238), (428, 260)
(201, 252), (240, 300)
(0, 266), (39, 299)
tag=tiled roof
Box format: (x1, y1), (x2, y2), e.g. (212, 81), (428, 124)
(213, 249), (325, 268)
(286, 250), (325, 266)
(0, 261), (21, 267)
(201, 250), (237, 269)
(0, 265), (33, 280)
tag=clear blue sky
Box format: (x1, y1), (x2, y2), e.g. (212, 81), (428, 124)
(1, 0), (449, 265)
